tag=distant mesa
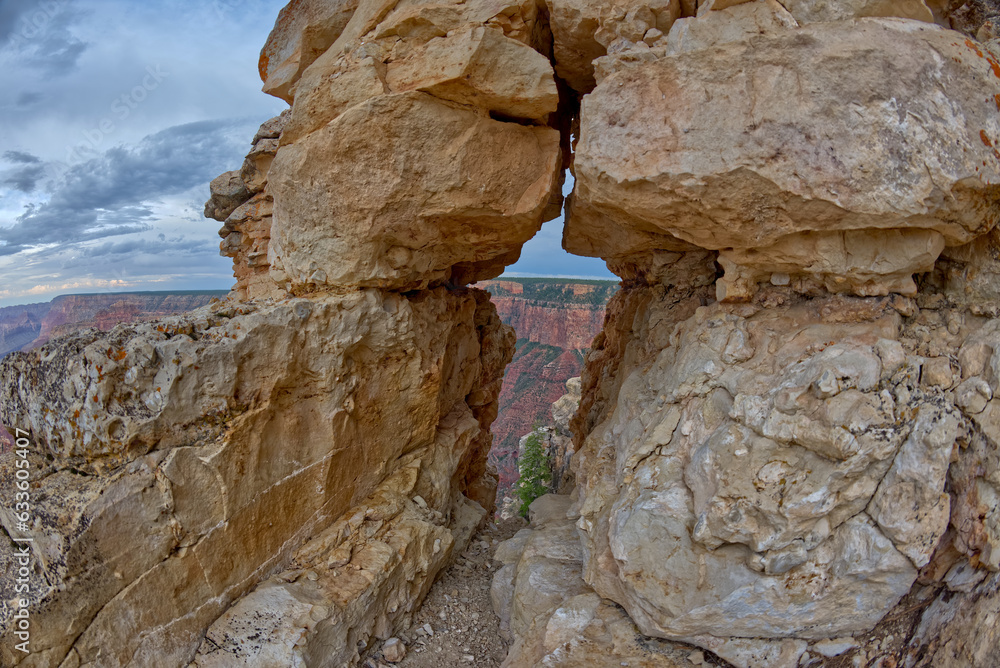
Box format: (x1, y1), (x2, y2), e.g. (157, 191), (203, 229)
(0, 291), (228, 358)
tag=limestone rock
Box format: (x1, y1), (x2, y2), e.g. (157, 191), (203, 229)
(569, 277), (1000, 652)
(566, 20), (1000, 299)
(660, 0), (798, 55)
(384, 26), (559, 121)
(0, 288), (511, 666)
(209, 113), (291, 302)
(547, 0), (682, 92)
(776, 0), (941, 24)
(204, 170), (251, 222)
(268, 92), (562, 292)
(492, 505), (695, 667)
(383, 637), (406, 663)
(259, 0), (361, 102)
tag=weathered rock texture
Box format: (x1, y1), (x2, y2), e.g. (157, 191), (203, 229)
(261, 0), (565, 293)
(0, 0), (575, 664)
(0, 287), (512, 667)
(566, 18), (1000, 301)
(6, 0), (1000, 666)
(489, 2), (1000, 667)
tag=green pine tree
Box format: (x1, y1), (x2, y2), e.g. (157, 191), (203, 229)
(515, 427), (551, 518)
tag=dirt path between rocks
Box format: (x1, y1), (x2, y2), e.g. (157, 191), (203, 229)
(364, 518), (526, 668)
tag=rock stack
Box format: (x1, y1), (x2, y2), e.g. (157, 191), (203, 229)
(3, 0), (1000, 667)
(494, 1), (1000, 667)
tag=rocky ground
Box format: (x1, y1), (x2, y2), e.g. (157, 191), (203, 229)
(364, 518), (526, 668)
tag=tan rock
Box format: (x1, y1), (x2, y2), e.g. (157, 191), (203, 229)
(0, 288), (511, 665)
(204, 170), (250, 222)
(659, 0), (798, 56)
(383, 637), (406, 663)
(259, 0), (361, 102)
(776, 0), (938, 24)
(385, 26), (559, 121)
(547, 0), (681, 92)
(278, 47), (389, 147)
(567, 20), (1000, 298)
(268, 92), (562, 292)
(696, 0), (755, 15)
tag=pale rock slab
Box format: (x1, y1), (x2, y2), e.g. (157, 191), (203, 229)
(0, 288), (511, 666)
(567, 20), (1000, 299)
(547, 0), (681, 92)
(868, 405), (963, 567)
(775, 0), (941, 24)
(268, 92), (562, 291)
(661, 0), (798, 55)
(259, 0), (362, 102)
(385, 26), (559, 121)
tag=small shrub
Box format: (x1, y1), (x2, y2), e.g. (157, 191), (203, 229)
(515, 427), (551, 518)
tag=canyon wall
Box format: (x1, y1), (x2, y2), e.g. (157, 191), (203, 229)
(0, 292), (228, 358)
(0, 0), (564, 664)
(0, 303), (50, 358)
(478, 279), (614, 500)
(494, 2), (1000, 667)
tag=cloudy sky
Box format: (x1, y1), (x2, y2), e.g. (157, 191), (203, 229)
(0, 0), (612, 308)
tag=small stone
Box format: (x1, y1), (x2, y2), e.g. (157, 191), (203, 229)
(422, 623), (434, 637)
(813, 637), (859, 658)
(462, 655), (475, 663)
(688, 650), (706, 664)
(383, 638), (406, 663)
(643, 28), (663, 45)
(922, 357), (954, 388)
(955, 378), (992, 414)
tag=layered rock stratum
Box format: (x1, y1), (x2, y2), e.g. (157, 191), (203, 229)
(0, 292), (229, 358)
(3, 0), (1000, 667)
(479, 279), (614, 499)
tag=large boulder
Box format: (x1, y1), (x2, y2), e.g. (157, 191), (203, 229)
(571, 271), (1000, 658)
(565, 19), (1000, 299)
(259, 0), (361, 102)
(268, 92), (562, 292)
(0, 288), (512, 666)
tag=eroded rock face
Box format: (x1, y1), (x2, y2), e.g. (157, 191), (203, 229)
(269, 92), (561, 292)
(264, 0), (565, 294)
(259, 0), (362, 102)
(549, 256), (999, 662)
(210, 111), (289, 302)
(565, 18), (1000, 300)
(0, 288), (512, 666)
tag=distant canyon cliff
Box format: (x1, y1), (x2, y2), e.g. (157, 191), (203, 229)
(478, 279), (617, 497)
(0, 292), (227, 357)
